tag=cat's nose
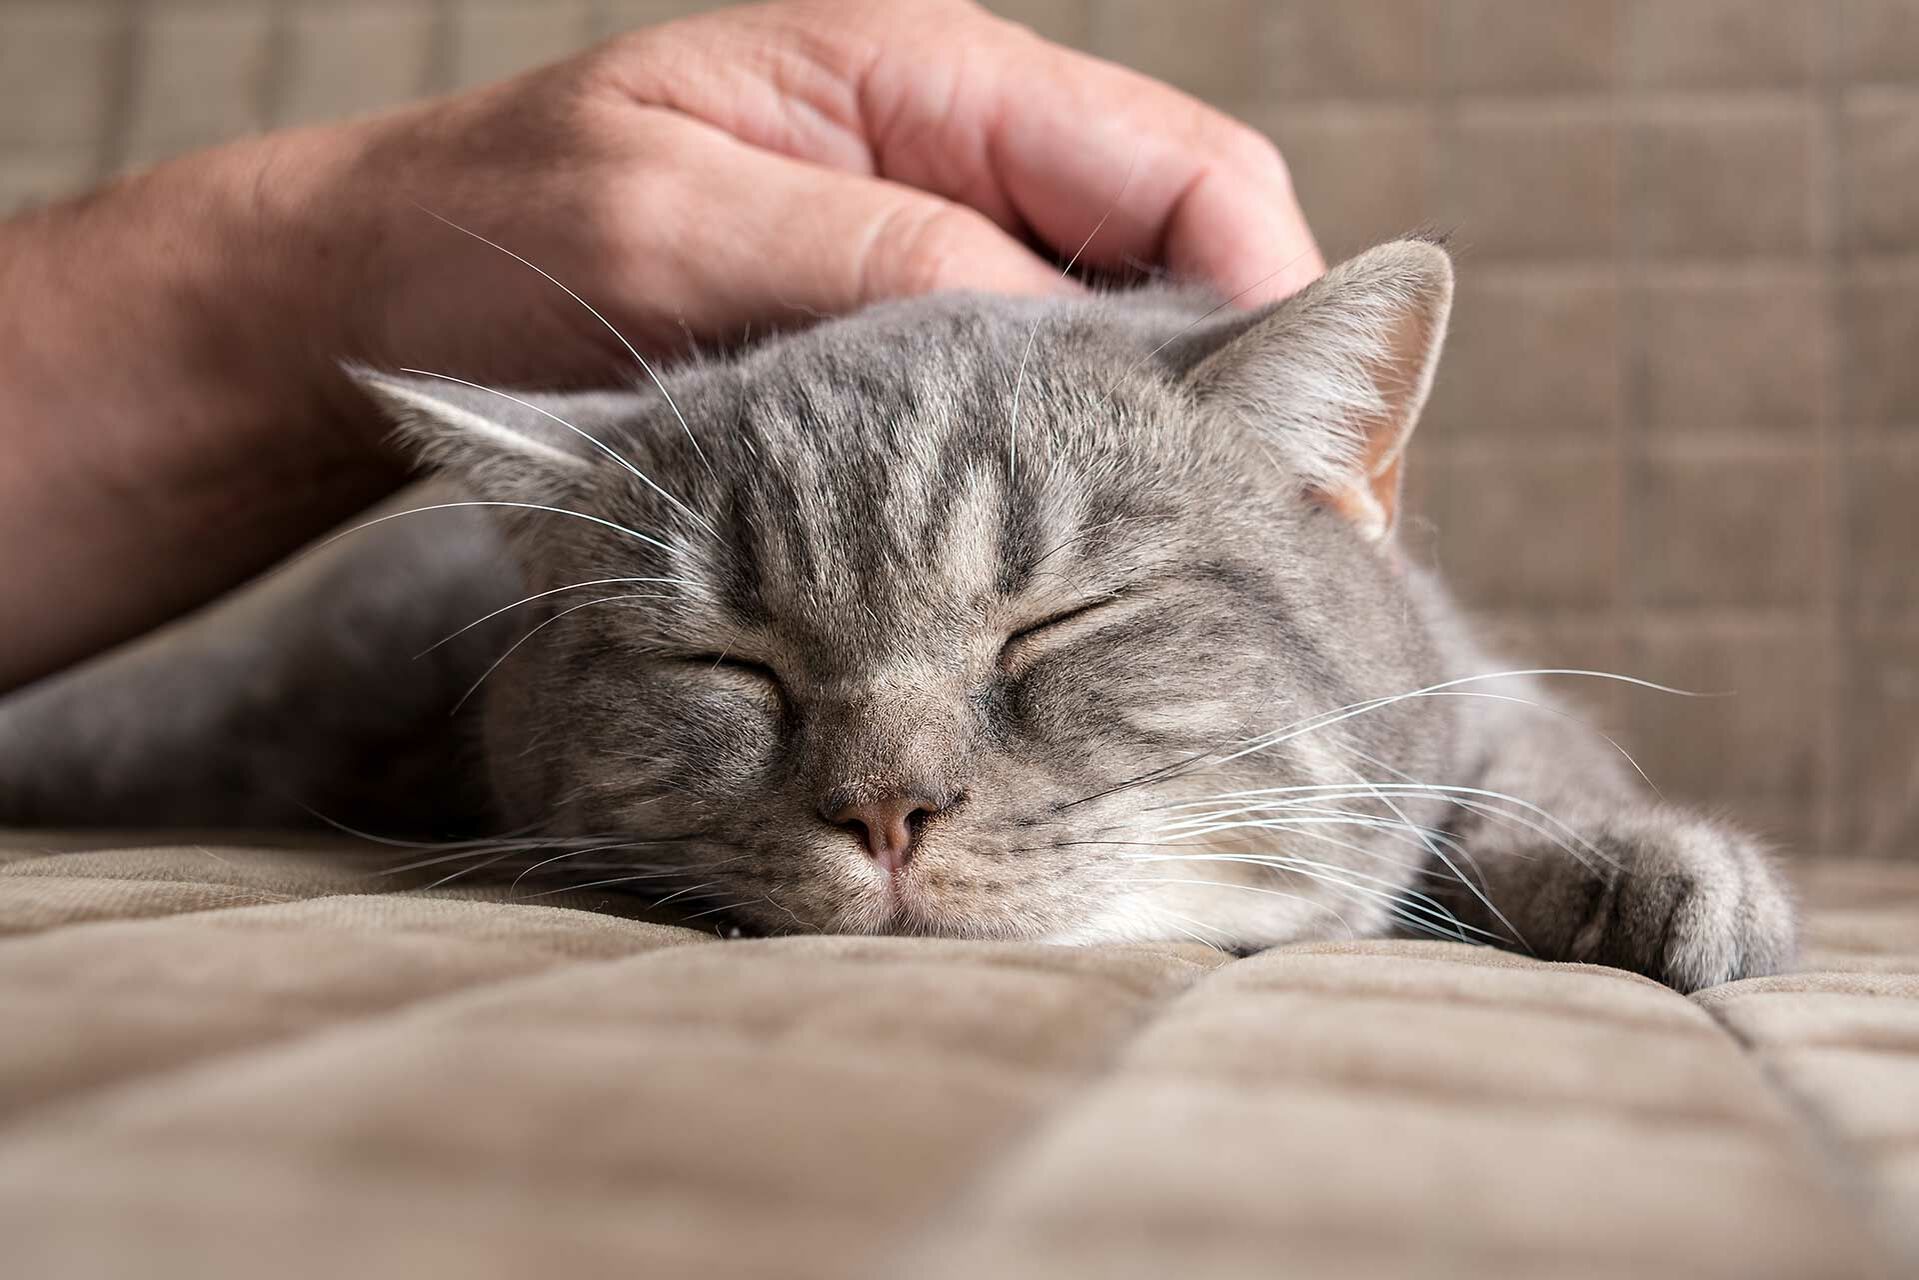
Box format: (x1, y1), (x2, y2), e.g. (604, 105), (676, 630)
(822, 791), (954, 874)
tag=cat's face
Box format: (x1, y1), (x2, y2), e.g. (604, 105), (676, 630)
(365, 240), (1457, 946)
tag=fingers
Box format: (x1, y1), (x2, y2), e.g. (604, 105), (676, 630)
(849, 193), (1078, 301)
(595, 2), (1323, 307)
(597, 118), (1074, 337)
(889, 29), (1326, 306)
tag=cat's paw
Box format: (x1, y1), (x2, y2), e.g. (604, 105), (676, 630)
(1560, 809), (1796, 992)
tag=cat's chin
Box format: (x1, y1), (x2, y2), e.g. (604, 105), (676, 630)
(748, 863), (1369, 948)
(1029, 873), (1393, 952)
(864, 883), (1024, 941)
(787, 878), (1069, 943)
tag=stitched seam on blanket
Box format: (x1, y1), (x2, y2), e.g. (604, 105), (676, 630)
(865, 948), (1221, 1266)
(0, 935), (720, 1144)
(0, 880), (302, 938)
(1690, 989), (1888, 1237)
(1187, 980), (1716, 1035)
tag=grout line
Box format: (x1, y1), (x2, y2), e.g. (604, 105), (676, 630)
(257, 0), (295, 133)
(1441, 257), (1845, 284)
(1626, 610), (1848, 637)
(425, 0), (460, 97)
(1474, 607), (1824, 632)
(1611, 0), (1639, 737)
(1252, 87), (1837, 116)
(1415, 0), (1452, 580)
(1445, 436), (1830, 463)
(1375, 2), (1438, 574)
(1421, 0), (1459, 582)
(1688, 993), (1882, 1230)
(1814, 5), (1849, 856)
(93, 0), (143, 180)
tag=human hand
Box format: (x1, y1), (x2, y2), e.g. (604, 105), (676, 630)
(265, 0), (1322, 402)
(0, 0), (1323, 686)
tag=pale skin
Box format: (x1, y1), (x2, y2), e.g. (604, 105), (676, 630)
(0, 0), (1321, 693)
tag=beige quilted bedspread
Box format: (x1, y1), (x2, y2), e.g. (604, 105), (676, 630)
(1, 836), (1915, 1279)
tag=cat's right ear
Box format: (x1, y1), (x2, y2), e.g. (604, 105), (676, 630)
(1182, 238), (1453, 543)
(349, 368), (595, 499)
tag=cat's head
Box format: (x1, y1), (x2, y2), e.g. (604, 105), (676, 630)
(358, 239), (1458, 946)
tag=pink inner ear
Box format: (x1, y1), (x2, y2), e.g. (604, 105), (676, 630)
(1311, 276), (1448, 542)
(1186, 239), (1453, 542)
(1322, 450), (1406, 537)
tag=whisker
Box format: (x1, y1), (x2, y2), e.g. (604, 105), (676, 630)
(413, 205), (713, 474)
(758, 890), (808, 930)
(1073, 669), (1707, 815)
(1150, 781), (1610, 872)
(1123, 850), (1501, 944)
(296, 802), (549, 853)
(383, 841), (581, 876)
(1150, 808), (1448, 841)
(397, 368), (718, 537)
(1356, 689), (1663, 796)
(315, 500), (680, 559)
(1108, 873), (1368, 941)
(1108, 244), (1324, 392)
(1332, 760), (1528, 952)
(653, 880), (722, 908)
(1155, 783), (1527, 950)
(1137, 901), (1235, 949)
(506, 836), (706, 894)
(521, 853), (754, 899)
(1009, 152), (1136, 475)
(1028, 515), (1136, 576)
(419, 848), (524, 892)
(1116, 878), (1358, 944)
(680, 900), (751, 923)
(452, 592), (669, 713)
(417, 575), (704, 658)
(1213, 670), (1708, 772)
(1066, 824), (1477, 887)
(1057, 732), (1244, 810)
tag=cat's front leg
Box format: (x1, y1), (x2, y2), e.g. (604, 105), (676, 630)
(1443, 803), (1797, 993)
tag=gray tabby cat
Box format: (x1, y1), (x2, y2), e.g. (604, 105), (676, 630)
(0, 239), (1794, 991)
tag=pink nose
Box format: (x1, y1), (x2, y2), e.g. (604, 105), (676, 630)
(824, 794), (948, 873)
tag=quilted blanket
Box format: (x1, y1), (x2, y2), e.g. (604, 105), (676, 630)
(1, 835), (1914, 1278)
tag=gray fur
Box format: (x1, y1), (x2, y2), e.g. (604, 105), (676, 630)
(0, 240), (1794, 990)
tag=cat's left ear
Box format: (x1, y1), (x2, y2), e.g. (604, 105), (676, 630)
(348, 368), (601, 500)
(1186, 238), (1453, 542)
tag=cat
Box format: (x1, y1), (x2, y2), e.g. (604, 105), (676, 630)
(0, 238), (1794, 991)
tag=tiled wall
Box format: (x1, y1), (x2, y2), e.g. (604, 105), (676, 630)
(2, 0), (1915, 860)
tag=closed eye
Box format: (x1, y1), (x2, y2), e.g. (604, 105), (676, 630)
(1000, 600), (1115, 667)
(680, 653), (782, 687)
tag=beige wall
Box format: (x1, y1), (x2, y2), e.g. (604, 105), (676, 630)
(3, 0), (1915, 860)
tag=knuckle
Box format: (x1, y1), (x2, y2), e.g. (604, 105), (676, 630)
(866, 201), (992, 299)
(1221, 121), (1287, 179)
(573, 27), (660, 89)
(592, 26), (655, 65)
(630, 112), (707, 170)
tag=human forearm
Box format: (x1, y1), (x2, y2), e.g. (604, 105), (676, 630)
(0, 136), (400, 691)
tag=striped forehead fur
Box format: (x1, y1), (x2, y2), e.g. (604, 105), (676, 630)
(359, 240), (1461, 944)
